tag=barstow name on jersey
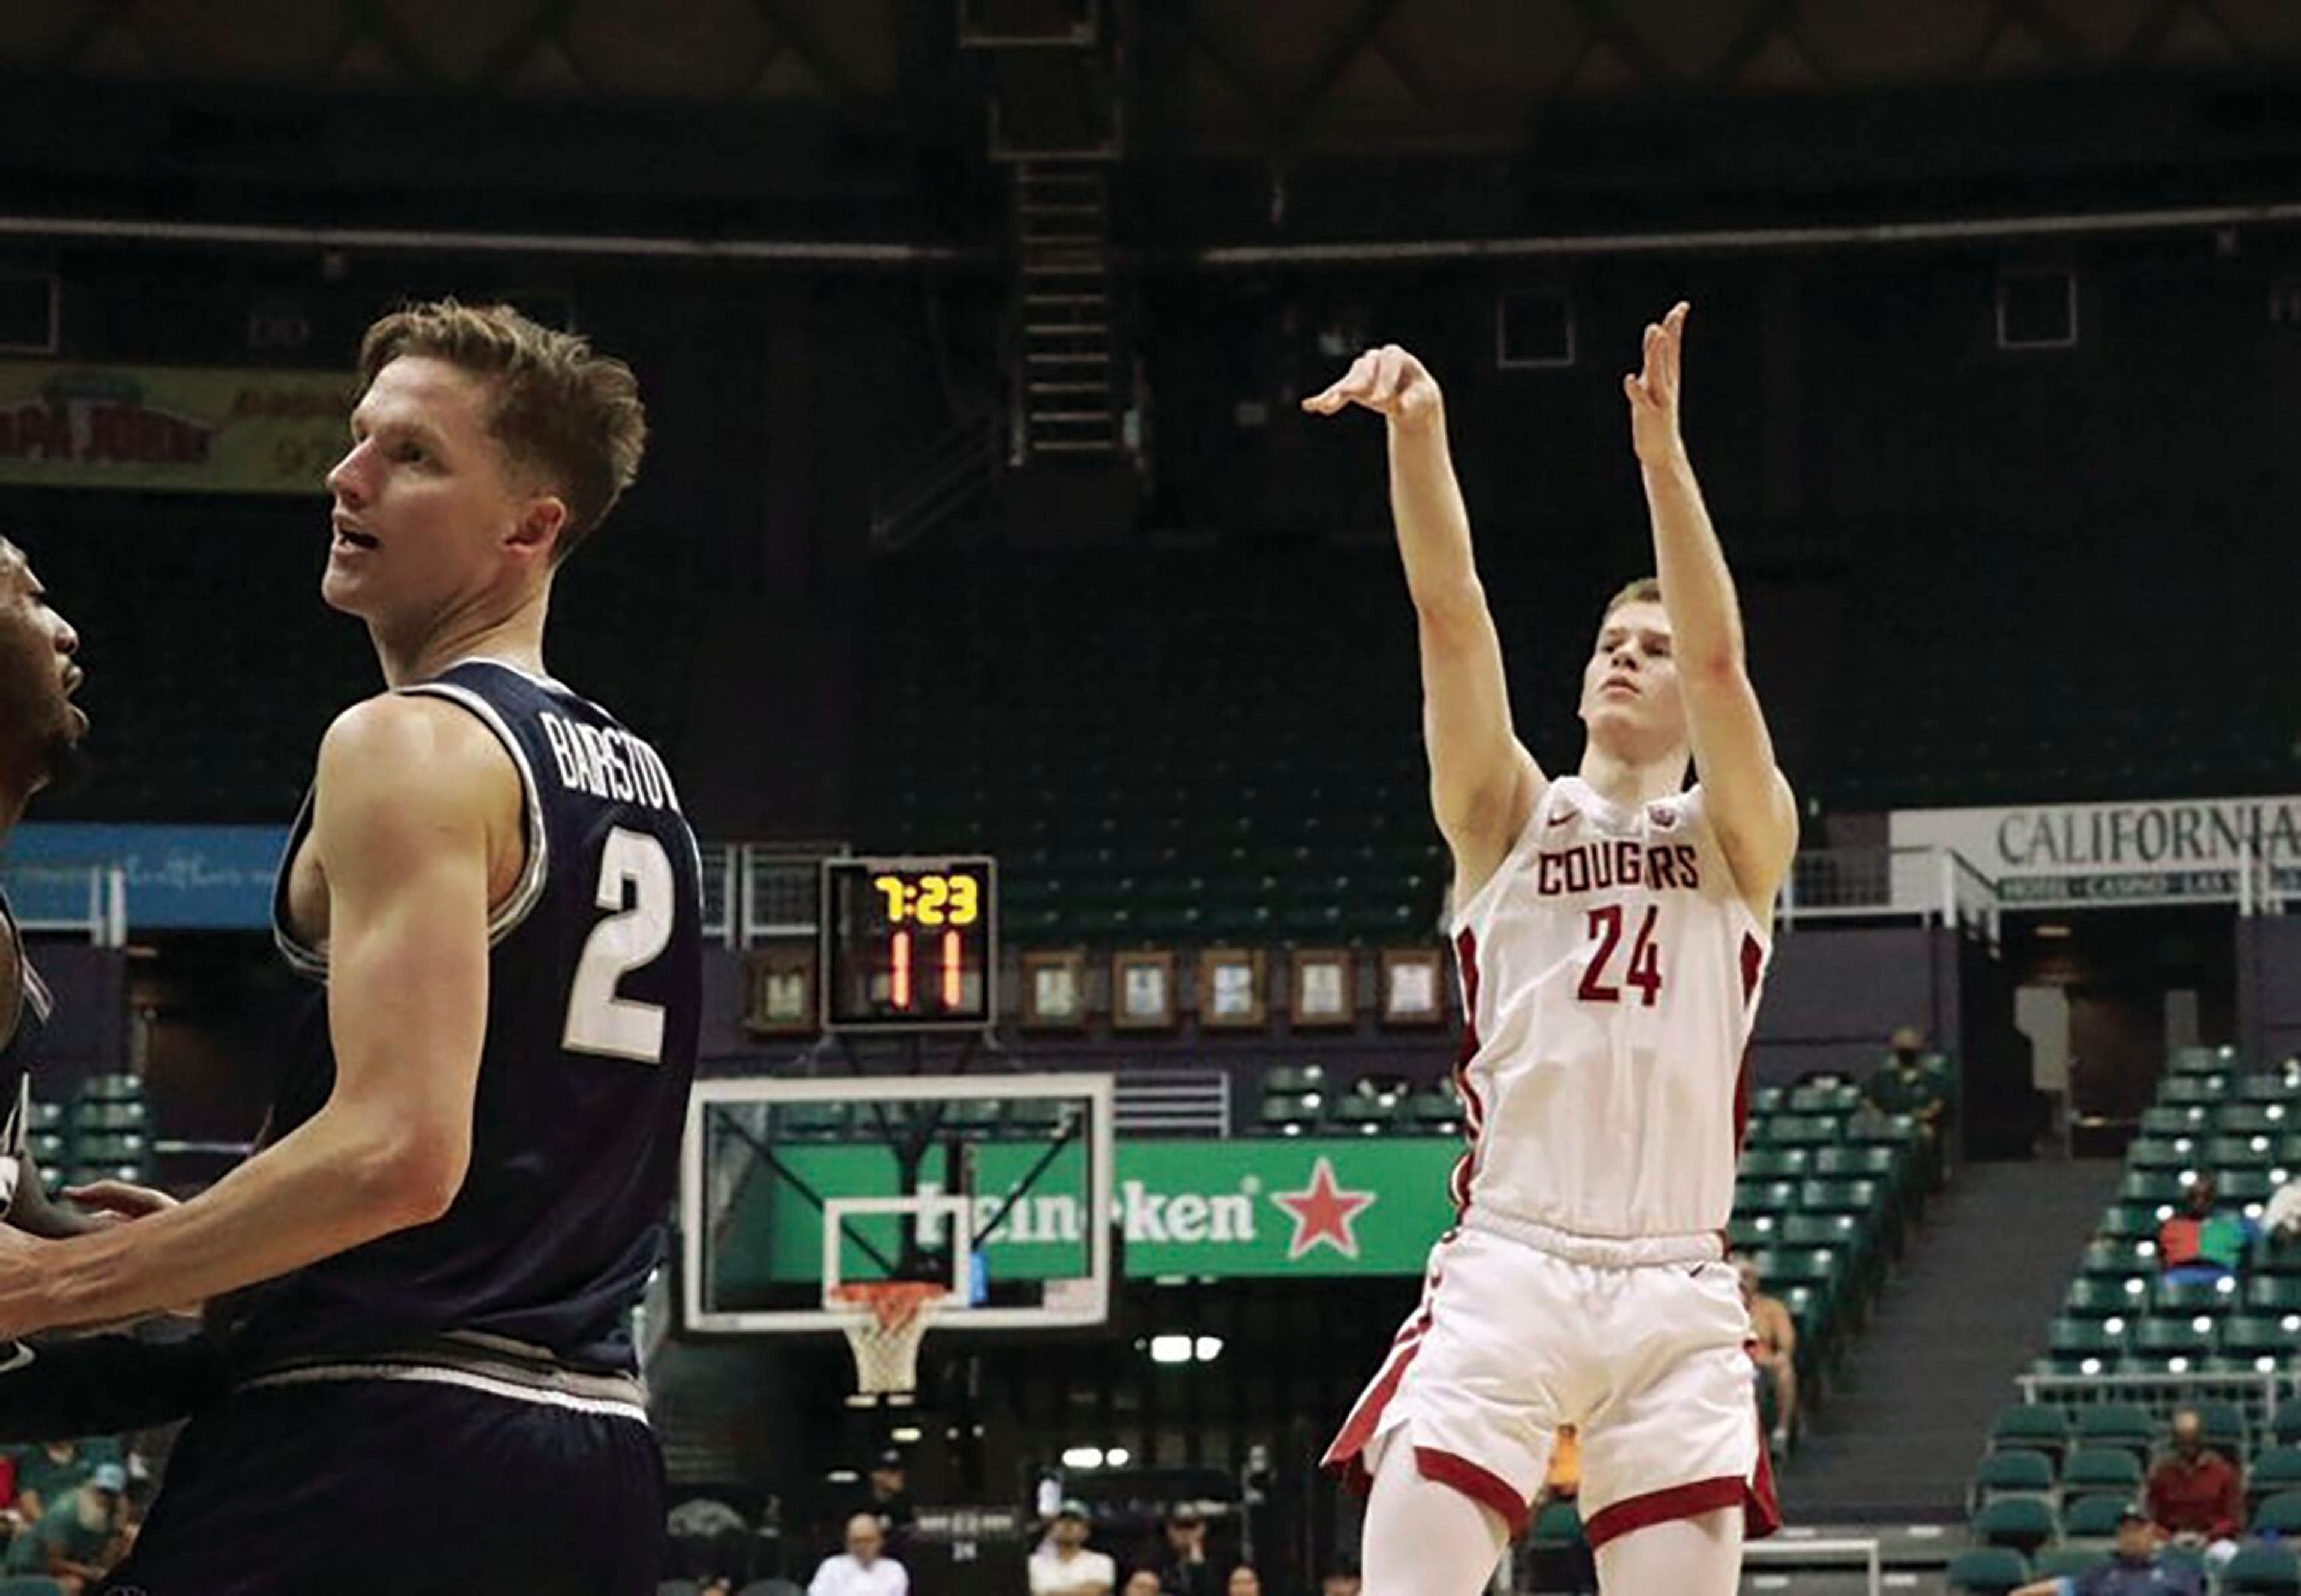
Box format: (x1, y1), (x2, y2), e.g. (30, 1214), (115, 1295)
(536, 709), (681, 813)
(1534, 838), (1704, 899)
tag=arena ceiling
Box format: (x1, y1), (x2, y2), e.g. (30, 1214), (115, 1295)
(6, 0), (2301, 152)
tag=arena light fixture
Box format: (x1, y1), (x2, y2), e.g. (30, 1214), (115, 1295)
(1062, 1447), (1106, 1470)
(892, 1426), (923, 1444)
(1107, 1448), (1133, 1468)
(1194, 1336), (1225, 1362)
(1149, 1335), (1194, 1365)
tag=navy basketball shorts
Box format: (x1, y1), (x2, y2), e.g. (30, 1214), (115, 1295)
(95, 1370), (663, 1595)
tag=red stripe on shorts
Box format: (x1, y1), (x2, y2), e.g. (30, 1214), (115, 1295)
(1414, 1446), (1530, 1540)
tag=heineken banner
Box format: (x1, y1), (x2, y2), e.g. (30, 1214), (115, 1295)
(1890, 794), (2301, 906)
(0, 361), (354, 494)
(727, 1138), (1459, 1287)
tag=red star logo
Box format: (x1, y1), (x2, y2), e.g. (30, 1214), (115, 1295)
(1272, 1156), (1378, 1261)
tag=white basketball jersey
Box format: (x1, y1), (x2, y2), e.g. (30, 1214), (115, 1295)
(1447, 775), (1772, 1242)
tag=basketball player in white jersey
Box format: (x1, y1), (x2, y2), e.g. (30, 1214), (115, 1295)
(1303, 302), (1796, 1595)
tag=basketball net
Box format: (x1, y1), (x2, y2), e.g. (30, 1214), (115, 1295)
(829, 1282), (947, 1395)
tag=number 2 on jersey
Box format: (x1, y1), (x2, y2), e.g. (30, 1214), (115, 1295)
(563, 827), (675, 1064)
(1578, 903), (1663, 1007)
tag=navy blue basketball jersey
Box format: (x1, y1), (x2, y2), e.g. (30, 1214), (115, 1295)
(0, 890), (52, 1188)
(230, 658), (702, 1373)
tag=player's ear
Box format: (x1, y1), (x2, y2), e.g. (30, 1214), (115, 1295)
(509, 495), (569, 561)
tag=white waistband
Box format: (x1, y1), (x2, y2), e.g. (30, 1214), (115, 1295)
(1464, 1207), (1723, 1268)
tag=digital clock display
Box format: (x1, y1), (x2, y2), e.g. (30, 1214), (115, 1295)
(822, 856), (997, 1032)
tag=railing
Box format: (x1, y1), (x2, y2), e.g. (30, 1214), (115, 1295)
(2018, 1370), (2293, 1433)
(0, 863), (126, 946)
(1778, 846), (1998, 942)
(699, 841), (847, 948)
(870, 415), (1001, 553)
(1113, 1069), (1230, 1136)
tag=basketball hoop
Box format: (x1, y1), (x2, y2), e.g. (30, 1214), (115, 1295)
(829, 1281), (948, 1395)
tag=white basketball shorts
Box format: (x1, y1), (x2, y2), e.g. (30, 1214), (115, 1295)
(1321, 1213), (1781, 1549)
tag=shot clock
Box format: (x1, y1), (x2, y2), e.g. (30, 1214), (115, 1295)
(822, 856), (997, 1032)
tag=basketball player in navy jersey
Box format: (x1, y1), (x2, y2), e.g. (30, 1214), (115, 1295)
(0, 539), (105, 1245)
(0, 301), (702, 1595)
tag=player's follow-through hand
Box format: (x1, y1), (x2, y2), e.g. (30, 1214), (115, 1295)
(1624, 300), (1691, 466)
(1302, 344), (1442, 429)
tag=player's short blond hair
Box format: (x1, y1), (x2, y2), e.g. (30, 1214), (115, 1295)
(1603, 576), (1663, 617)
(357, 298), (646, 564)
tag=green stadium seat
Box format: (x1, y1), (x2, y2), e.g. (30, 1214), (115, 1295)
(2064, 1277), (2151, 1318)
(2279, 1408), (2301, 1447)
(68, 1101), (147, 1132)
(2078, 1240), (2157, 1278)
(2239, 1071), (2301, 1103)
(1756, 1115), (1841, 1149)
(76, 1074), (141, 1104)
(2154, 1277), (2242, 1316)
(2031, 1549), (2106, 1582)
(25, 1102), (61, 1133)
(1726, 1216), (1775, 1252)
(1780, 1214), (1862, 1252)
(1787, 1084), (1861, 1115)
(1261, 1065), (1327, 1097)
(2045, 1318), (2128, 1368)
(2142, 1105), (2212, 1135)
(2061, 1446), (2145, 1497)
(1844, 1113), (1919, 1147)
(2172, 1044), (2240, 1075)
(2209, 1133), (2279, 1169)
(1989, 1404), (2070, 1460)
(1750, 1086), (1785, 1115)
(1333, 1094), (1401, 1136)
(2161, 1075), (2231, 1107)
(1970, 1449), (2055, 1506)
(2119, 1171), (2192, 1206)
(1737, 1148), (1810, 1181)
(1944, 1547), (2030, 1596)
(25, 1132), (62, 1165)
(2096, 1204), (2161, 1241)
(2061, 1493), (2131, 1538)
(1258, 1096), (1322, 1135)
(73, 1133), (145, 1164)
(2220, 1104), (2293, 1136)
(1798, 1178), (1879, 1216)
(2073, 1404), (2157, 1464)
(2225, 1543), (2301, 1595)
(2221, 1314), (2300, 1368)
(2126, 1137), (2196, 1171)
(2194, 1401), (2248, 1455)
(1811, 1145), (1898, 1180)
(2249, 1448), (2301, 1513)
(1734, 1180), (1800, 1217)
(1406, 1092), (1463, 1133)
(1971, 1497), (2056, 1553)
(2260, 1277), (2301, 1314)
(1752, 1247), (1840, 1294)
(2221, 1169), (2278, 1204)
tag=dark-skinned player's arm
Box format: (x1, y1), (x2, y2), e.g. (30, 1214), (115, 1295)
(1304, 345), (1545, 903)
(0, 694), (505, 1335)
(1624, 303), (1798, 917)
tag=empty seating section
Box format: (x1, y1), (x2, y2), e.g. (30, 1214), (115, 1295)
(31, 1074), (148, 1192)
(1959, 1046), (2301, 1584)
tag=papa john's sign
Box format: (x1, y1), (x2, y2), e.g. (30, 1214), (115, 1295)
(1890, 794), (2301, 906)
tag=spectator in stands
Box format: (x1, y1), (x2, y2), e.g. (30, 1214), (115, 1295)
(1734, 1252), (1799, 1452)
(811, 1510), (910, 1596)
(1868, 1027), (1947, 1136)
(2010, 1504), (2202, 1596)
(2, 1460), (126, 1594)
(1225, 1565), (1262, 1596)
(14, 1436), (93, 1521)
(1124, 1570), (1164, 1596)
(867, 1447), (916, 1534)
(2157, 1176), (2258, 1286)
(1319, 1558), (1362, 1596)
(2265, 1173), (2301, 1244)
(1539, 1424), (1580, 1504)
(1154, 1504), (1215, 1596)
(1030, 1500), (1115, 1596)
(2145, 1409), (2242, 1571)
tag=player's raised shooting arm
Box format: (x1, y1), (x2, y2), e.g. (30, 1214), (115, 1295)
(13, 697), (503, 1332)
(1304, 346), (1542, 896)
(1623, 304), (1797, 909)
